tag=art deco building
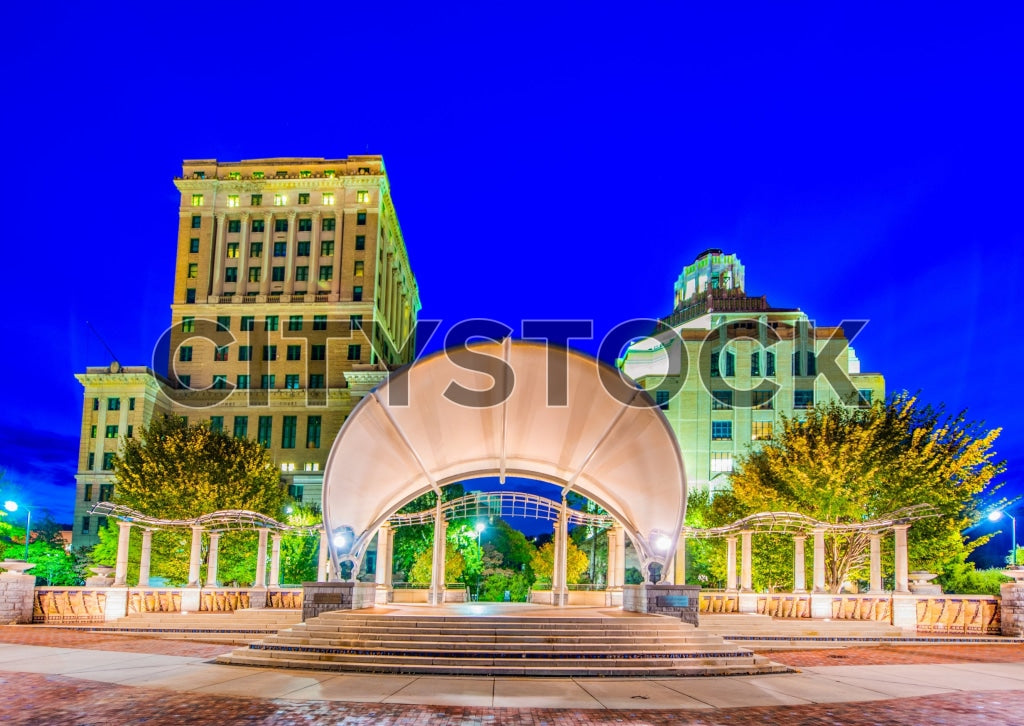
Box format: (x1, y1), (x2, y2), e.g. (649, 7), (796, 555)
(73, 157), (420, 547)
(620, 250), (884, 496)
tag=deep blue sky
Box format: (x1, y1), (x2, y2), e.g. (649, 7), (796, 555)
(1, 5), (1021, 562)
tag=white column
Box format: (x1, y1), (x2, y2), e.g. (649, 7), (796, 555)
(792, 535), (807, 593)
(254, 527), (269, 589)
(269, 533), (283, 588)
(137, 528), (153, 587)
(868, 533), (884, 593)
(607, 525), (625, 589)
(331, 211), (343, 298)
(260, 212), (273, 295)
(237, 212), (250, 296)
(674, 534), (687, 585)
(317, 527), (329, 582)
(812, 528), (827, 593)
(375, 523), (393, 588)
(726, 536), (737, 591)
(283, 212), (297, 295)
(307, 210), (321, 295)
(114, 521), (132, 587)
(552, 498), (569, 604)
(429, 503), (447, 604)
(187, 525), (204, 588)
(206, 532), (220, 587)
(740, 530), (753, 592)
(894, 524), (910, 593)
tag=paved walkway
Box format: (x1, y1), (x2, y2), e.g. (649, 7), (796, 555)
(0, 628), (1022, 723)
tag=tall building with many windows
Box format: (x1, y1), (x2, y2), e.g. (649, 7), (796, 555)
(620, 249), (884, 496)
(73, 157), (420, 546)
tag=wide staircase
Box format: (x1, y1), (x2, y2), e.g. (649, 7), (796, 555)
(218, 606), (790, 676)
(699, 613), (908, 650)
(55, 609), (303, 645)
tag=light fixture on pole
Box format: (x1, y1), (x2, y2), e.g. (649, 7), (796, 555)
(4, 501), (31, 561)
(989, 509), (1018, 568)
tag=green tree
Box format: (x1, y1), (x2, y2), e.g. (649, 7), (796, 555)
(92, 416), (286, 585)
(390, 485), (465, 581)
(729, 395), (1004, 592)
(408, 540), (466, 585)
(529, 539), (589, 586)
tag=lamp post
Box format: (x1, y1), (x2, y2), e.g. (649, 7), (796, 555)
(474, 522), (486, 601)
(989, 510), (1018, 568)
(3, 501), (31, 561)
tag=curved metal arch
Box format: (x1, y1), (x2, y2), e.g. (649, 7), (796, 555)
(388, 491), (616, 529)
(87, 502), (320, 535)
(684, 503), (939, 538)
(322, 340), (687, 581)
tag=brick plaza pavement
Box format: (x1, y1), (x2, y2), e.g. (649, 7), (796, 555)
(0, 627), (1022, 724)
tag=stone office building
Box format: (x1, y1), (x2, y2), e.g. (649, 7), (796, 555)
(620, 250), (885, 496)
(73, 156), (420, 547)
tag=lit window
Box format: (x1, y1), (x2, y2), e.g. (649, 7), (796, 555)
(324, 169), (335, 178)
(189, 238), (200, 253)
(321, 241), (334, 256)
(357, 190), (369, 203)
(105, 425), (119, 438)
(248, 267), (261, 282)
(711, 390), (732, 410)
(187, 262), (198, 278)
(227, 243), (239, 258)
(274, 194), (285, 206)
(227, 195), (240, 208)
(322, 218), (336, 231)
(711, 421), (732, 440)
(300, 170), (311, 178)
(295, 266), (308, 281)
(751, 421), (774, 440)
(253, 171), (265, 179)
(181, 316), (195, 333)
(285, 374), (300, 389)
(282, 462), (296, 472)
(711, 453), (734, 473)
(319, 266), (333, 281)
(192, 194), (204, 206)
(251, 194), (262, 206)
(179, 345), (193, 362)
(354, 260), (364, 277)
(322, 192), (335, 205)
(250, 242), (263, 257)
(229, 172), (241, 180)
(298, 193), (310, 205)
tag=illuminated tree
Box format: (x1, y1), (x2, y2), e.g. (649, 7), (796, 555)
(729, 394), (1004, 592)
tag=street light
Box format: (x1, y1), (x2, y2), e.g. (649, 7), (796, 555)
(4, 501), (31, 561)
(989, 510), (1018, 568)
(474, 522), (486, 601)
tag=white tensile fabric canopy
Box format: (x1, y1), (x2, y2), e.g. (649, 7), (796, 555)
(322, 340), (687, 581)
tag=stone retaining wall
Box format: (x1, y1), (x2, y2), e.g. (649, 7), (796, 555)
(0, 575), (35, 624)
